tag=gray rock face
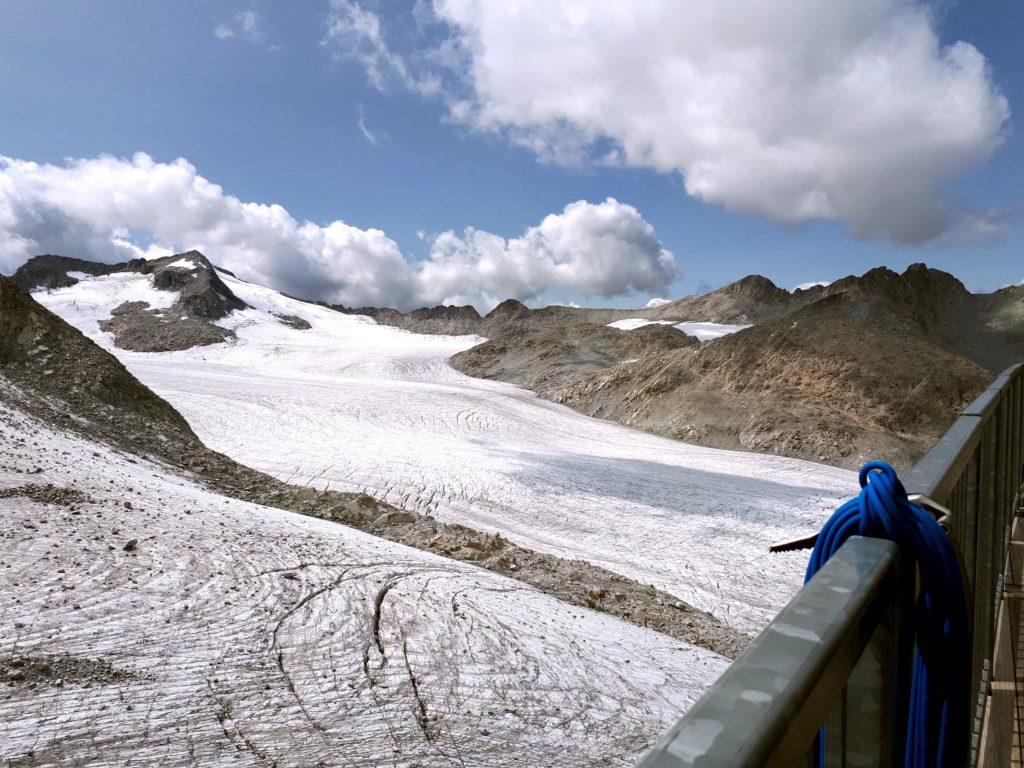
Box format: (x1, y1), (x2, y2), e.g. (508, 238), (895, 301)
(99, 302), (236, 352)
(485, 299), (530, 322)
(451, 322), (698, 400)
(331, 303), (482, 335)
(141, 251), (246, 320)
(0, 272), (200, 454)
(273, 313), (312, 330)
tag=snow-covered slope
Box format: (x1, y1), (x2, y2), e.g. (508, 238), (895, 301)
(35, 269), (856, 633)
(0, 395), (727, 766)
(606, 317), (751, 341)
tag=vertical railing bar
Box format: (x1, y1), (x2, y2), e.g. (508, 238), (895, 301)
(975, 421), (997, 753)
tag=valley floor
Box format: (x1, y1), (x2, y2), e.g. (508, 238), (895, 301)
(36, 273), (856, 634)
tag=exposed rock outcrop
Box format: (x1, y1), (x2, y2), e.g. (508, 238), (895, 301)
(644, 274), (814, 324)
(96, 251), (248, 352)
(452, 264), (1022, 471)
(0, 272), (200, 456)
(452, 322), (697, 399)
(486, 298), (531, 322)
(332, 304), (482, 335)
(99, 301), (236, 352)
(10, 251), (249, 352)
(142, 251), (246, 319)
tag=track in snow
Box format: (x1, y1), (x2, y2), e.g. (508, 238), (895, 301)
(0, 399), (727, 767)
(36, 271), (856, 633)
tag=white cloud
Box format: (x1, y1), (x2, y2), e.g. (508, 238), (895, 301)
(323, 1), (440, 96)
(334, 0), (1010, 243)
(419, 198), (678, 307)
(0, 154), (677, 312)
(645, 297), (672, 308)
(214, 10), (264, 44)
(356, 104), (380, 146)
(794, 281), (829, 291)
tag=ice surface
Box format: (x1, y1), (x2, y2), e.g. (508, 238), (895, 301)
(38, 272), (178, 337)
(36, 273), (855, 634)
(606, 317), (751, 341)
(0, 397), (727, 766)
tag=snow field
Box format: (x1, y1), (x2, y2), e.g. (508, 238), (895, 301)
(36, 270), (856, 634)
(0, 398), (728, 766)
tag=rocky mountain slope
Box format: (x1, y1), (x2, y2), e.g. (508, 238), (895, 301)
(456, 322), (698, 400)
(333, 297), (639, 336)
(11, 251), (247, 352)
(452, 265), (1023, 471)
(331, 275), (818, 337)
(645, 274), (819, 324)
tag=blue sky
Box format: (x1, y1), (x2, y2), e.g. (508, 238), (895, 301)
(0, 0), (1020, 308)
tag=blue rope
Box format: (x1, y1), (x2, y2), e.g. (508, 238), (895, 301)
(805, 460), (970, 768)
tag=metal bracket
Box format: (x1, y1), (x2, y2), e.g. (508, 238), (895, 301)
(769, 494), (953, 553)
(907, 493), (952, 532)
(769, 532), (819, 553)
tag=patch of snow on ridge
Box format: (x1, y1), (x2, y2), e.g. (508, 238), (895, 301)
(674, 321), (752, 341)
(608, 318), (677, 331)
(36, 271), (854, 634)
(164, 258), (197, 270)
(65, 270), (91, 280)
(607, 318), (751, 341)
(0, 398), (727, 766)
(39, 271), (177, 334)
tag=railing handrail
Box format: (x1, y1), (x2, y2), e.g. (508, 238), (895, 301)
(639, 536), (899, 767)
(903, 364), (1022, 504)
(641, 363), (1024, 767)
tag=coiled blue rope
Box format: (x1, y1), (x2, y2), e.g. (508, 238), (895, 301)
(805, 460), (969, 768)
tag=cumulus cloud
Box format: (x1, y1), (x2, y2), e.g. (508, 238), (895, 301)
(0, 153), (677, 311)
(419, 198), (678, 307)
(645, 297), (672, 308)
(794, 281), (830, 291)
(0, 154), (416, 308)
(329, 0), (1009, 243)
(214, 10), (264, 43)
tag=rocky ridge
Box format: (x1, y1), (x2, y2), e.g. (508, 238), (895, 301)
(452, 265), (1023, 471)
(11, 251), (250, 352)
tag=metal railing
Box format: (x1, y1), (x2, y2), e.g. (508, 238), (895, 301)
(640, 363), (1024, 768)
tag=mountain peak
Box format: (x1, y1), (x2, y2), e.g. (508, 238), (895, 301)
(717, 275), (789, 302)
(486, 299), (530, 321)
